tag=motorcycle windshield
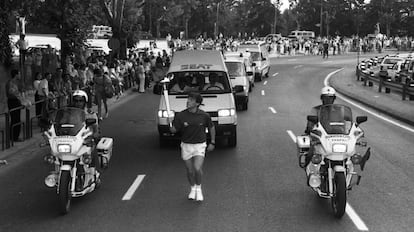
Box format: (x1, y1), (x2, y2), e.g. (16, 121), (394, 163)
(318, 104), (353, 135)
(53, 107), (85, 136)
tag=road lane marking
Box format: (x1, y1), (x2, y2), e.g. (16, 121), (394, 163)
(263, 81), (268, 85)
(286, 130), (369, 231)
(122, 174), (146, 201)
(294, 65), (303, 69)
(346, 203), (369, 231)
(325, 69), (414, 133)
(268, 107), (277, 114)
(286, 130), (297, 143)
(323, 61), (333, 64)
(261, 90), (265, 96)
(288, 59), (297, 62)
(272, 72), (279, 77)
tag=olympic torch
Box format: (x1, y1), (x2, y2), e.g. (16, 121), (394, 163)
(160, 77), (172, 127)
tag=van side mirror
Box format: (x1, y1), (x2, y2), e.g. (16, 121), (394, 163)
(262, 57), (267, 61)
(307, 115), (318, 124)
(86, 118), (96, 127)
(233, 85), (244, 93)
(356, 116), (367, 125)
(252, 63), (256, 67)
(153, 83), (163, 95)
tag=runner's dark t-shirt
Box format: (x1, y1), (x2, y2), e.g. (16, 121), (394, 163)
(173, 109), (213, 144)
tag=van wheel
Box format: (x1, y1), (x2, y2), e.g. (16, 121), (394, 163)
(228, 133), (237, 147)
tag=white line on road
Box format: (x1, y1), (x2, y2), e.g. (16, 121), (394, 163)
(288, 59), (297, 62)
(286, 130), (368, 231)
(272, 72), (279, 77)
(294, 65), (303, 69)
(286, 130), (297, 143)
(346, 203), (369, 231)
(323, 60), (333, 63)
(268, 107), (277, 114)
(122, 174), (146, 201)
(261, 90), (265, 96)
(325, 69), (414, 133)
(263, 81), (268, 85)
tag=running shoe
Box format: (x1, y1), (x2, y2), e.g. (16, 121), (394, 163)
(188, 186), (196, 200)
(195, 187), (203, 202)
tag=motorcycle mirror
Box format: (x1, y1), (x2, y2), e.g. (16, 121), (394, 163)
(86, 118), (96, 127)
(356, 116), (368, 125)
(307, 115), (318, 123)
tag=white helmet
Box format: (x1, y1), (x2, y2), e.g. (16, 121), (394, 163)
(321, 86), (336, 96)
(73, 90), (88, 102)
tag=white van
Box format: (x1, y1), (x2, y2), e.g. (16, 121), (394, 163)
(154, 50), (242, 147)
(224, 51), (255, 90)
(237, 41), (270, 81)
(224, 57), (250, 110)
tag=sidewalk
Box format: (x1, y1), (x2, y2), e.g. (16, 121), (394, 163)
(0, 87), (139, 163)
(329, 65), (414, 126)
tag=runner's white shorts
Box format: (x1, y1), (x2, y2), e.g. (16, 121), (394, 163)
(180, 142), (207, 160)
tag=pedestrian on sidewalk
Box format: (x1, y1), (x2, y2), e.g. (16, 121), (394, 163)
(33, 72), (42, 117)
(168, 92), (216, 202)
(93, 68), (110, 120)
(5, 69), (31, 142)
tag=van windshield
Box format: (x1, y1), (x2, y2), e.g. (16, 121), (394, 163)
(250, 52), (261, 61)
(225, 62), (245, 78)
(167, 71), (232, 94)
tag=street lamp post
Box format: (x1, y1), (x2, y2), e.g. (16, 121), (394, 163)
(320, 0), (323, 37)
(215, 2), (220, 39)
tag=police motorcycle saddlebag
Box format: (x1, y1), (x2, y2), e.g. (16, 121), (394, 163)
(97, 137), (113, 169)
(296, 135), (310, 168)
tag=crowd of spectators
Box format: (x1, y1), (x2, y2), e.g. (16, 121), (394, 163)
(18, 44), (171, 122)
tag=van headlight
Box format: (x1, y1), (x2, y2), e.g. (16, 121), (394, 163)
(57, 144), (71, 153)
(158, 110), (175, 118)
(218, 109), (236, 117)
(332, 144), (347, 153)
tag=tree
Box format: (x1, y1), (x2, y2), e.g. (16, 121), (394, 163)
(0, 1), (12, 69)
(100, 0), (145, 59)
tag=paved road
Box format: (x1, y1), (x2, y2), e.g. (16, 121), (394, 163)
(0, 54), (413, 232)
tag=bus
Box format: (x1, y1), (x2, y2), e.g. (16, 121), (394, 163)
(288, 30), (315, 40)
(92, 25), (113, 39)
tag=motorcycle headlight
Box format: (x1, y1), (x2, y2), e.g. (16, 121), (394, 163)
(218, 109), (236, 117)
(158, 110), (175, 118)
(57, 144), (71, 153)
(332, 144), (347, 153)
(311, 154), (322, 164)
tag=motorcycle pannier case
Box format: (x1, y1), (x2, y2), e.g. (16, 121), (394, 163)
(296, 135), (310, 150)
(97, 137), (113, 169)
(296, 135), (310, 168)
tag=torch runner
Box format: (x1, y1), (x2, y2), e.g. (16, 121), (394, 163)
(160, 77), (172, 127)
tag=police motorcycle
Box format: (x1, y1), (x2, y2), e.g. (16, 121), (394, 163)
(296, 104), (371, 218)
(42, 107), (113, 214)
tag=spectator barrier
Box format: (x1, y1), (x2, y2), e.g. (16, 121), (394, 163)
(356, 64), (414, 101)
(1, 73), (134, 151)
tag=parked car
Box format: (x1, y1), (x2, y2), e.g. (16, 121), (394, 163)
(398, 59), (414, 86)
(378, 56), (404, 80)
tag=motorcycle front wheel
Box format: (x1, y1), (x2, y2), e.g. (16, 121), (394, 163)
(331, 172), (346, 218)
(58, 170), (72, 214)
